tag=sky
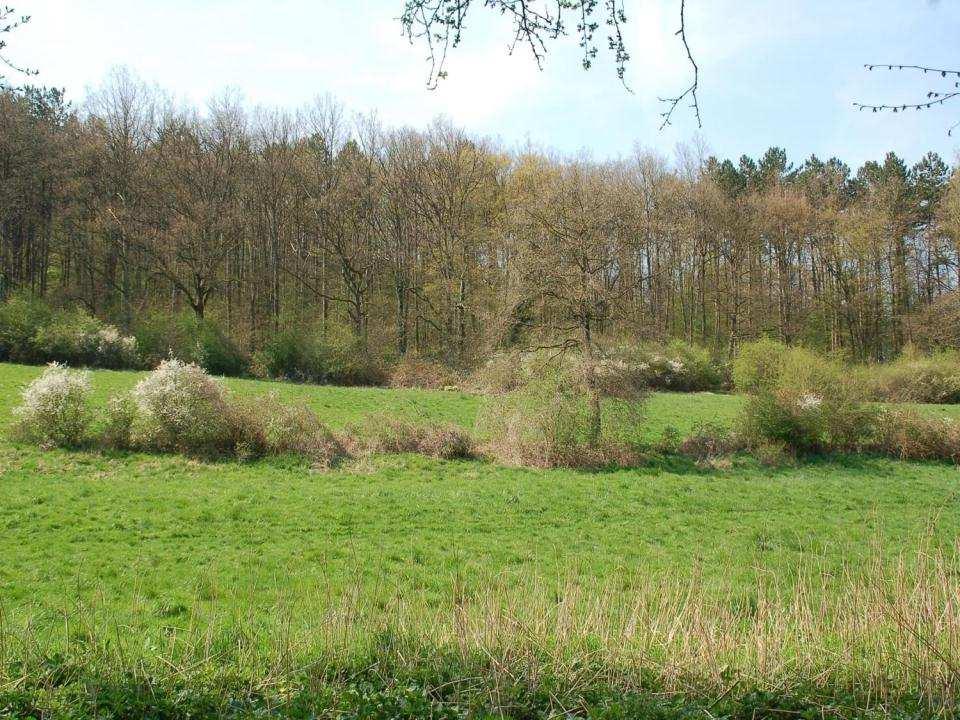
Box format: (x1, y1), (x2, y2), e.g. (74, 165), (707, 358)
(9, 0), (960, 169)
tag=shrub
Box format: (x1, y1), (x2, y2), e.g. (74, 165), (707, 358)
(740, 350), (877, 454)
(130, 359), (235, 455)
(29, 310), (99, 364)
(12, 363), (92, 448)
(388, 355), (461, 390)
(677, 423), (745, 463)
(100, 393), (138, 450)
(732, 338), (791, 393)
(475, 370), (644, 469)
(354, 416), (474, 460)
(862, 349), (960, 404)
(87, 325), (140, 369)
(254, 330), (329, 383)
(253, 329), (386, 387)
(326, 339), (387, 386)
(189, 320), (248, 377)
(865, 409), (960, 463)
(603, 341), (727, 393)
(133, 312), (247, 377)
(231, 394), (347, 467)
(0, 294), (53, 362)
(0, 297), (141, 370)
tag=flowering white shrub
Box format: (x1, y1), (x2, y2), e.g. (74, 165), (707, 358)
(131, 359), (234, 453)
(597, 342), (725, 393)
(13, 363), (92, 448)
(796, 393), (823, 412)
(31, 312), (140, 369)
(91, 326), (139, 368)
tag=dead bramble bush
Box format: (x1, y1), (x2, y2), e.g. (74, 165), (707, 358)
(230, 394), (348, 467)
(474, 371), (644, 469)
(351, 416), (474, 460)
(677, 423), (746, 464)
(754, 441), (798, 468)
(388, 355), (462, 391)
(865, 408), (960, 464)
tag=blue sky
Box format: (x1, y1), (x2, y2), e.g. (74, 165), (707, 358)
(12, 0), (960, 168)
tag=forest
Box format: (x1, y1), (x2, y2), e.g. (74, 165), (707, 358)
(1, 70), (959, 376)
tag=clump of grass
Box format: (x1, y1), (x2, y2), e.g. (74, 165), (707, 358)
(1, 544), (957, 718)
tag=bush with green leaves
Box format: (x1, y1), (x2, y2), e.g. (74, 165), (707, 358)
(12, 363), (92, 448)
(732, 337), (791, 393)
(862, 348), (960, 404)
(0, 297), (140, 369)
(0, 294), (53, 362)
(32, 310), (139, 369)
(133, 312), (247, 377)
(252, 328), (386, 386)
(740, 350), (876, 454)
(253, 329), (330, 383)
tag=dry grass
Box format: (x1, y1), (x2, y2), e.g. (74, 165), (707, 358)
(3, 543), (957, 715)
(676, 422), (746, 464)
(349, 415), (475, 460)
(388, 355), (462, 391)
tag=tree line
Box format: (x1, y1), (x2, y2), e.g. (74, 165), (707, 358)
(2, 69), (959, 365)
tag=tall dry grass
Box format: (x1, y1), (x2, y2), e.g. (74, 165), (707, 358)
(2, 542), (957, 715)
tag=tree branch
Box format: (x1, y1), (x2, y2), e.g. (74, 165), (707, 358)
(658, 0), (700, 130)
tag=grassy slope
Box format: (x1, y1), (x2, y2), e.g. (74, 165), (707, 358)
(1, 361), (959, 640)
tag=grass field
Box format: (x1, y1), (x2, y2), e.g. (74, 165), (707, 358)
(1, 362), (959, 717)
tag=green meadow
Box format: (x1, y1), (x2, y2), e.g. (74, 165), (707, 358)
(1, 362), (958, 718)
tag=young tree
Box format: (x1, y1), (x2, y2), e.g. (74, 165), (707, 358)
(509, 156), (629, 443)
